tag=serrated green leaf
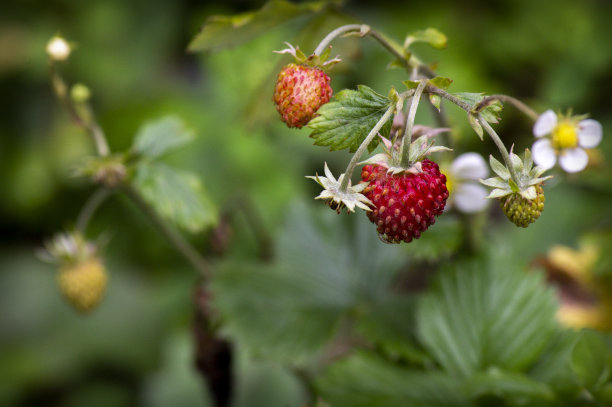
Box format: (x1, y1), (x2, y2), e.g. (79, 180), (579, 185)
(211, 201), (408, 364)
(308, 85), (393, 153)
(468, 113), (484, 140)
(187, 0), (326, 52)
(466, 369), (554, 402)
(571, 329), (611, 393)
(416, 249), (559, 378)
(132, 116), (194, 159)
(403, 216), (462, 261)
(132, 163), (217, 233)
(404, 27), (448, 49)
(316, 352), (468, 407)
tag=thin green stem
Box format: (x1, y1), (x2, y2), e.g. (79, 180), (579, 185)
(313, 24), (365, 56)
(479, 115), (520, 183)
(50, 62), (110, 157)
(339, 104), (396, 192)
(76, 187), (114, 233)
(475, 94), (539, 121)
(124, 185), (211, 279)
(425, 85), (472, 111)
(399, 79), (427, 166)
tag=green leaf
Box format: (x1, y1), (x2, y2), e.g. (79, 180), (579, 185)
(402, 216), (462, 262)
(308, 85), (393, 153)
(466, 369), (554, 403)
(404, 28), (448, 49)
(429, 94), (442, 111)
(211, 201), (408, 364)
(132, 116), (194, 159)
(453, 92), (503, 124)
(132, 163), (217, 233)
(416, 249), (559, 378)
(571, 329), (611, 393)
(429, 76), (453, 90)
(187, 0), (326, 52)
(316, 352), (468, 407)
(355, 296), (431, 365)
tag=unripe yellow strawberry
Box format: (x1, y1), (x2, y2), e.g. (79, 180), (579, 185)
(58, 258), (107, 313)
(500, 184), (545, 228)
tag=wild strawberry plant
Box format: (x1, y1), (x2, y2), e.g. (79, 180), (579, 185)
(41, 1), (612, 406)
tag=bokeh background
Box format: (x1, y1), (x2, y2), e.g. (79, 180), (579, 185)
(1, 0), (611, 406)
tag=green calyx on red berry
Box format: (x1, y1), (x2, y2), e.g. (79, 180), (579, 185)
(306, 163), (373, 214)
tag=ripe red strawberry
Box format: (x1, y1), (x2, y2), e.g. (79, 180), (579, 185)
(361, 160), (448, 243)
(273, 63), (332, 128)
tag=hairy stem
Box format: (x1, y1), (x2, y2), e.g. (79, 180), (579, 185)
(399, 79), (428, 166)
(124, 185), (211, 279)
(50, 63), (110, 157)
(475, 94), (539, 121)
(76, 187), (114, 233)
(313, 24), (365, 56)
(479, 116), (521, 183)
(339, 104), (396, 192)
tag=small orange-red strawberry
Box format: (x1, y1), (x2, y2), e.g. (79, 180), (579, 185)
(361, 160), (448, 243)
(273, 63), (332, 128)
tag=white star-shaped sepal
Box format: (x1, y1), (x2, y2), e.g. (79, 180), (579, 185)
(306, 163), (373, 213)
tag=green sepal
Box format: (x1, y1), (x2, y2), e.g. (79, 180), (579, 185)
(403, 27), (448, 49)
(468, 113), (484, 140)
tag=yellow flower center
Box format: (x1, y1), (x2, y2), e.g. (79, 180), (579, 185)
(552, 121), (578, 150)
(441, 170), (454, 194)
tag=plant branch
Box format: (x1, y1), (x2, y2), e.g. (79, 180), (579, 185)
(124, 185), (211, 279)
(475, 94), (539, 121)
(339, 104), (397, 192)
(76, 187), (114, 233)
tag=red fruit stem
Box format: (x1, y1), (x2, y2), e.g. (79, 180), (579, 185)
(339, 104), (397, 192)
(399, 79), (428, 167)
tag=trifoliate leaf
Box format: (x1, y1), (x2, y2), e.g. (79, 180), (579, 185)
(316, 352), (468, 407)
(187, 0), (326, 52)
(132, 116), (194, 159)
(403, 28), (448, 49)
(416, 248), (558, 378)
(308, 85), (393, 153)
(132, 162), (217, 233)
(211, 201), (408, 365)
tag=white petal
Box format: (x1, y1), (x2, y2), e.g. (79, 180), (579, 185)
(532, 139), (556, 169)
(533, 110), (557, 137)
(450, 152), (489, 180)
(453, 183), (489, 213)
(559, 148), (588, 173)
(577, 119), (602, 148)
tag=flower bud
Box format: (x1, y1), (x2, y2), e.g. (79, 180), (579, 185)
(71, 83), (91, 103)
(46, 36), (71, 61)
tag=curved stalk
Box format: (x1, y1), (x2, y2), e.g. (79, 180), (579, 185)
(399, 79), (427, 166)
(339, 104), (396, 192)
(313, 24), (365, 56)
(479, 115), (521, 183)
(76, 187), (114, 233)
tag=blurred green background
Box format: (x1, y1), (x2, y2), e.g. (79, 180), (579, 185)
(1, 0), (611, 406)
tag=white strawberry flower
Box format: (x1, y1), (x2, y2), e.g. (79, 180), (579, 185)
(46, 36), (71, 61)
(442, 153), (490, 214)
(532, 110), (602, 173)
